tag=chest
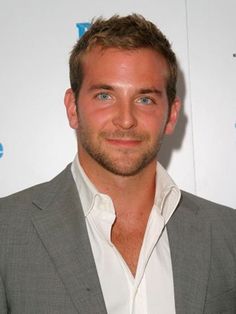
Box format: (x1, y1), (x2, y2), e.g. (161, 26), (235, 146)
(87, 216), (175, 314)
(111, 223), (147, 276)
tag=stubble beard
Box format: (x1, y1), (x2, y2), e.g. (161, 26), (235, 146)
(78, 125), (163, 177)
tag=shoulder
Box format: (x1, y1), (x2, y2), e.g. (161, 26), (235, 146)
(180, 190), (236, 234)
(0, 164), (73, 222)
(180, 190), (235, 216)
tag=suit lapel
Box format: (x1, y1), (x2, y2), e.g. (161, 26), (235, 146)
(31, 165), (107, 314)
(167, 193), (211, 314)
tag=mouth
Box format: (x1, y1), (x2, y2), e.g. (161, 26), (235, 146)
(106, 138), (142, 148)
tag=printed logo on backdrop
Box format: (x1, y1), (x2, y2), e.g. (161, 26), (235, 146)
(76, 23), (91, 38)
(0, 143), (3, 159)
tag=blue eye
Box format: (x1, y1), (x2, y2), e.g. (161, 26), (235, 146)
(137, 97), (153, 105)
(96, 93), (112, 101)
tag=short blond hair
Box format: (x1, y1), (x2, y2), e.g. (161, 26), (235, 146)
(69, 14), (177, 105)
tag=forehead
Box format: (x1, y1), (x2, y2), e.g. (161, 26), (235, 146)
(81, 46), (169, 84)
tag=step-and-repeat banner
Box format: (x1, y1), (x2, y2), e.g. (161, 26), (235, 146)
(0, 0), (235, 208)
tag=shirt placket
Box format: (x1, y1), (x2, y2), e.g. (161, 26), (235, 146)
(131, 207), (166, 314)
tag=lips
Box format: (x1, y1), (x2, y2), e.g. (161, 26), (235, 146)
(100, 130), (149, 148)
(106, 138), (142, 147)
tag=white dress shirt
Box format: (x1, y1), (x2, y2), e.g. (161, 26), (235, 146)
(71, 156), (181, 314)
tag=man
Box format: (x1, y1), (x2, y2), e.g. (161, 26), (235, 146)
(0, 14), (235, 314)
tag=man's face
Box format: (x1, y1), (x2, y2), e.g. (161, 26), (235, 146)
(65, 47), (180, 176)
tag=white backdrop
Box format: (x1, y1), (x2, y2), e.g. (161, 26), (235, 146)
(0, 0), (235, 208)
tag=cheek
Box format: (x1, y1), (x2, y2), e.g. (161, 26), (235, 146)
(77, 107), (111, 132)
(141, 111), (168, 135)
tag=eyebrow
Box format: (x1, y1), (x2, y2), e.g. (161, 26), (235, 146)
(88, 84), (163, 96)
(88, 84), (114, 92)
(138, 88), (163, 96)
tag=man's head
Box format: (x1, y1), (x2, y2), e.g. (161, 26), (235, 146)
(69, 14), (177, 106)
(65, 14), (181, 178)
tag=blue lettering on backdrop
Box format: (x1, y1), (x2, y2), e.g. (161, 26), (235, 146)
(76, 23), (91, 38)
(0, 143), (3, 159)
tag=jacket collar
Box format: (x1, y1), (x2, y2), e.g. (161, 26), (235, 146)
(167, 191), (211, 314)
(31, 164), (107, 314)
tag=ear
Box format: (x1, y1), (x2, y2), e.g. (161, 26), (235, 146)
(64, 88), (79, 129)
(164, 97), (181, 135)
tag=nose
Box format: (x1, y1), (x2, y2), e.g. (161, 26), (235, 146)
(112, 102), (137, 130)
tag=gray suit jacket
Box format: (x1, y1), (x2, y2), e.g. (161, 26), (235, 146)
(0, 164), (236, 314)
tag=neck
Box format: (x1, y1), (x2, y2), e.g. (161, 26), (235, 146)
(79, 152), (157, 218)
(78, 152), (157, 276)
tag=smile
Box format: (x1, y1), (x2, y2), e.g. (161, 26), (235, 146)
(106, 138), (142, 147)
